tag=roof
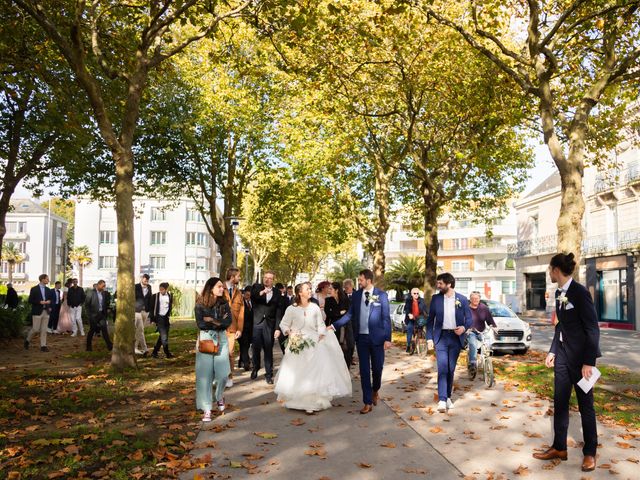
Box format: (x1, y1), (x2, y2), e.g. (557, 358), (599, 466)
(522, 172), (561, 199)
(8, 198), (68, 223)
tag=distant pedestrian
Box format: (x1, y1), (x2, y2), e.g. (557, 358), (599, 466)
(25, 274), (53, 352)
(223, 268), (244, 387)
(85, 280), (113, 351)
(342, 279), (354, 299)
(67, 278), (86, 336)
(47, 281), (63, 334)
(150, 282), (173, 358)
(4, 283), (19, 309)
(467, 291), (497, 377)
(134, 274), (153, 356)
(404, 288), (428, 354)
(56, 279), (74, 334)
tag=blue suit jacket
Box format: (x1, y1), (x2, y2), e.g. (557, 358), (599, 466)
(333, 287), (391, 345)
(426, 292), (472, 347)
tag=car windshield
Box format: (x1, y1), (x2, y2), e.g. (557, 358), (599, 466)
(488, 304), (516, 318)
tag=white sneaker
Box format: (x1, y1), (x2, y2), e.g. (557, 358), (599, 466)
(226, 378), (233, 389)
(71, 333), (77, 337)
(202, 410), (212, 422)
(47, 328), (53, 334)
(135, 349), (144, 355)
(437, 400), (447, 412)
(446, 399), (454, 410)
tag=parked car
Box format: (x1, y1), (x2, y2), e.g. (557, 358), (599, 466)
(481, 299), (532, 354)
(391, 302), (407, 332)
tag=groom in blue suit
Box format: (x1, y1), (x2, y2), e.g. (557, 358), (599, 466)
(426, 272), (472, 412)
(332, 269), (391, 414)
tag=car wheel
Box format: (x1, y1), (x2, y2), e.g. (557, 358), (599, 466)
(516, 348), (529, 355)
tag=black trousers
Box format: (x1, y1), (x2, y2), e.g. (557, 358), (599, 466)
(553, 346), (598, 456)
(86, 317), (112, 351)
(238, 325), (252, 369)
(152, 315), (171, 355)
(48, 303), (61, 331)
(252, 322), (274, 378)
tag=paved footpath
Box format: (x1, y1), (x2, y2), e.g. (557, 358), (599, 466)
(183, 347), (639, 479)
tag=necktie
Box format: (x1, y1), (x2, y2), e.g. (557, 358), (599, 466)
(229, 287), (233, 298)
(365, 291), (370, 306)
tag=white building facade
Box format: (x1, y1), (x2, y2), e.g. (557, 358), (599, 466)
(74, 197), (220, 289)
(1, 199), (68, 291)
(513, 145), (640, 330)
(384, 207), (518, 305)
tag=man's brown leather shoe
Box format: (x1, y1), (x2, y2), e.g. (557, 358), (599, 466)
(532, 447), (568, 461)
(360, 404), (373, 414)
(582, 455), (596, 472)
(372, 391), (379, 406)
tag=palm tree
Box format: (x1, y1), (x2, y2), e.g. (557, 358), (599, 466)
(1, 243), (26, 283)
(385, 255), (425, 301)
(69, 246), (92, 287)
(330, 257), (365, 283)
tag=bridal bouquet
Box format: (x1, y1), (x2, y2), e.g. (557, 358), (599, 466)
(285, 331), (315, 354)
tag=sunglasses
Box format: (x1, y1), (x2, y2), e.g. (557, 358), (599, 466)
(412, 292), (420, 295)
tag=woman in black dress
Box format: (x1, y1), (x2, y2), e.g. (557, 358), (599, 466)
(324, 281), (354, 368)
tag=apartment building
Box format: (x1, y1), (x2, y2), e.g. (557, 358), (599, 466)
(74, 197), (221, 289)
(1, 199), (68, 291)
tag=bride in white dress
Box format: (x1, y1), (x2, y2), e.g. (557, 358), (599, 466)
(274, 282), (352, 413)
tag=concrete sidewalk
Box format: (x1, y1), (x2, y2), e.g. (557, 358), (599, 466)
(181, 352), (462, 479)
(183, 347), (639, 479)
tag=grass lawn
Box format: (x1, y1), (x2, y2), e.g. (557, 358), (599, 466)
(0, 320), (208, 480)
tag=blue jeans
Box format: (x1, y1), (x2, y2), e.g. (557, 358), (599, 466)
(195, 330), (230, 411)
(435, 331), (462, 401)
(405, 320), (415, 348)
(467, 331), (483, 365)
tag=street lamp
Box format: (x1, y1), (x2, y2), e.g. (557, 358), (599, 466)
(243, 247), (250, 284)
(227, 217), (243, 267)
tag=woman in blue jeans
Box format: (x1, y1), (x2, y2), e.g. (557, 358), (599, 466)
(404, 288), (428, 353)
(195, 277), (232, 422)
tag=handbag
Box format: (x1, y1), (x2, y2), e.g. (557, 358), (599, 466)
(198, 331), (219, 354)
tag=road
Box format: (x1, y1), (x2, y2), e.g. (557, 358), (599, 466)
(523, 318), (640, 371)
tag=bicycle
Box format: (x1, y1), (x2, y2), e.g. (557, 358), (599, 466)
(467, 329), (495, 388)
(410, 318), (428, 356)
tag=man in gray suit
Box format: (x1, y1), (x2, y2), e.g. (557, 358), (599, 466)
(85, 280), (113, 351)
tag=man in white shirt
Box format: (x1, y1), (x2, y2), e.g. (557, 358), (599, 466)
(150, 282), (173, 358)
(426, 272), (472, 412)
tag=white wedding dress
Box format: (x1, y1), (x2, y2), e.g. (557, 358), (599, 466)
(274, 303), (352, 411)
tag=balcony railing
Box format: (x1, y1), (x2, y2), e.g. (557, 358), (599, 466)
(512, 228), (640, 258)
(593, 165), (640, 194)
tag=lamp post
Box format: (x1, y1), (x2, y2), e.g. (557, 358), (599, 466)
(227, 217), (243, 267)
(244, 247), (250, 284)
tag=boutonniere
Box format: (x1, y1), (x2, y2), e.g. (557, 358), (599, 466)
(370, 294), (380, 303)
(558, 292), (569, 310)
(455, 299), (462, 309)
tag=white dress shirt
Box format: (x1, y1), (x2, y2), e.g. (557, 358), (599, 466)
(443, 293), (457, 329)
(158, 293), (170, 316)
(557, 278), (572, 343)
(266, 288), (273, 303)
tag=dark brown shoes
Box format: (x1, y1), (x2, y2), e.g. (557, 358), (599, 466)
(360, 404), (373, 414)
(533, 447), (568, 461)
(582, 455), (596, 472)
(372, 390), (379, 406)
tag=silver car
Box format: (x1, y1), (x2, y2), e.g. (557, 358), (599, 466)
(480, 300), (532, 354)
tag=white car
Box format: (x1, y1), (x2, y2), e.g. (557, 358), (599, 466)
(481, 300), (532, 354)
(391, 303), (407, 332)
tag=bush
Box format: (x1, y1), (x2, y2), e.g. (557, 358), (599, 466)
(0, 304), (30, 338)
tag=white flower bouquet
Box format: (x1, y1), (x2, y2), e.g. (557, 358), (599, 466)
(285, 330), (315, 354)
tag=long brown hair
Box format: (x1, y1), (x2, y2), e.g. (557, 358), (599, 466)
(197, 277), (224, 308)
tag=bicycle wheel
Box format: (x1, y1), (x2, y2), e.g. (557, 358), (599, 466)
(416, 336), (427, 355)
(483, 356), (494, 388)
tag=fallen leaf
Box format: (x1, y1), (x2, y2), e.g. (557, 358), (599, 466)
(243, 453), (265, 460)
(290, 418), (305, 426)
(304, 448), (327, 459)
(430, 426), (443, 434)
(358, 462), (372, 468)
(616, 442), (634, 449)
(380, 442), (396, 448)
(254, 432), (278, 439)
